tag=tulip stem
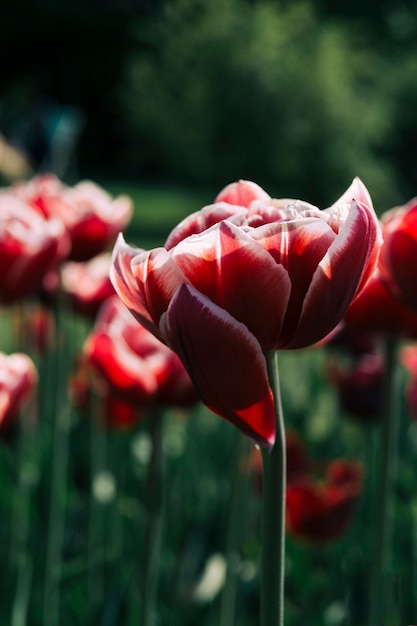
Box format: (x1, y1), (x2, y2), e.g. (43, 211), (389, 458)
(141, 409), (164, 626)
(261, 351), (286, 626)
(368, 337), (400, 624)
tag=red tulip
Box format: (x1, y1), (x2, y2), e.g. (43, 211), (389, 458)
(379, 199), (417, 314)
(61, 252), (115, 319)
(69, 356), (142, 430)
(326, 351), (384, 421)
(12, 174), (133, 262)
(0, 194), (68, 303)
(83, 296), (197, 409)
(286, 460), (363, 544)
(111, 178), (380, 448)
(345, 270), (417, 339)
(0, 352), (37, 429)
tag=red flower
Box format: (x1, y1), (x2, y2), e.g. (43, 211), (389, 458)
(0, 352), (37, 429)
(345, 270), (417, 339)
(83, 296), (197, 409)
(12, 174), (133, 262)
(379, 199), (417, 314)
(286, 460), (363, 544)
(0, 193), (68, 303)
(326, 351), (384, 421)
(69, 354), (141, 430)
(61, 252), (115, 319)
(111, 178), (380, 448)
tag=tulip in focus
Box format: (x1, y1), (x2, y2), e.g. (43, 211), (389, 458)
(0, 352), (38, 430)
(111, 178), (381, 448)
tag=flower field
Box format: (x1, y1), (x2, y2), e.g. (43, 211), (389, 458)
(1, 175), (417, 626)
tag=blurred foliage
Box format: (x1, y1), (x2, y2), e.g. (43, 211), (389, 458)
(120, 0), (398, 210)
(2, 0), (417, 211)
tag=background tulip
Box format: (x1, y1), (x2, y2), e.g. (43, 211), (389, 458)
(0, 352), (37, 430)
(83, 296), (197, 409)
(12, 174), (133, 262)
(286, 460), (363, 544)
(0, 194), (68, 303)
(379, 199), (417, 314)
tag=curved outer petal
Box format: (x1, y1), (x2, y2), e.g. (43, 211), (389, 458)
(326, 177), (373, 218)
(283, 198), (380, 349)
(215, 179), (271, 206)
(160, 284), (275, 449)
(171, 221), (292, 350)
(251, 217), (336, 347)
(110, 234), (162, 338)
(165, 202), (246, 250)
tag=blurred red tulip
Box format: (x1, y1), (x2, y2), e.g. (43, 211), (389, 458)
(345, 270), (417, 339)
(69, 355), (141, 430)
(286, 460), (363, 544)
(0, 193), (68, 303)
(326, 350), (384, 421)
(111, 178), (381, 448)
(83, 296), (198, 409)
(61, 252), (114, 319)
(12, 174), (133, 262)
(379, 199), (417, 314)
(0, 352), (37, 430)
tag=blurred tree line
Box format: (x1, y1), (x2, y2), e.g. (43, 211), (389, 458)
(2, 0), (417, 211)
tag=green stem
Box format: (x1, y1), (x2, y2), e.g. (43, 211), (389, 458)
(42, 293), (72, 626)
(368, 337), (400, 625)
(88, 390), (108, 619)
(261, 351), (286, 626)
(11, 400), (37, 626)
(141, 409), (164, 626)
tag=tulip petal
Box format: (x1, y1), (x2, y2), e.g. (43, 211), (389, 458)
(252, 217), (336, 347)
(326, 177), (373, 218)
(215, 180), (271, 206)
(110, 234), (160, 336)
(171, 221), (291, 350)
(287, 200), (378, 348)
(165, 202), (246, 250)
(161, 284), (275, 448)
